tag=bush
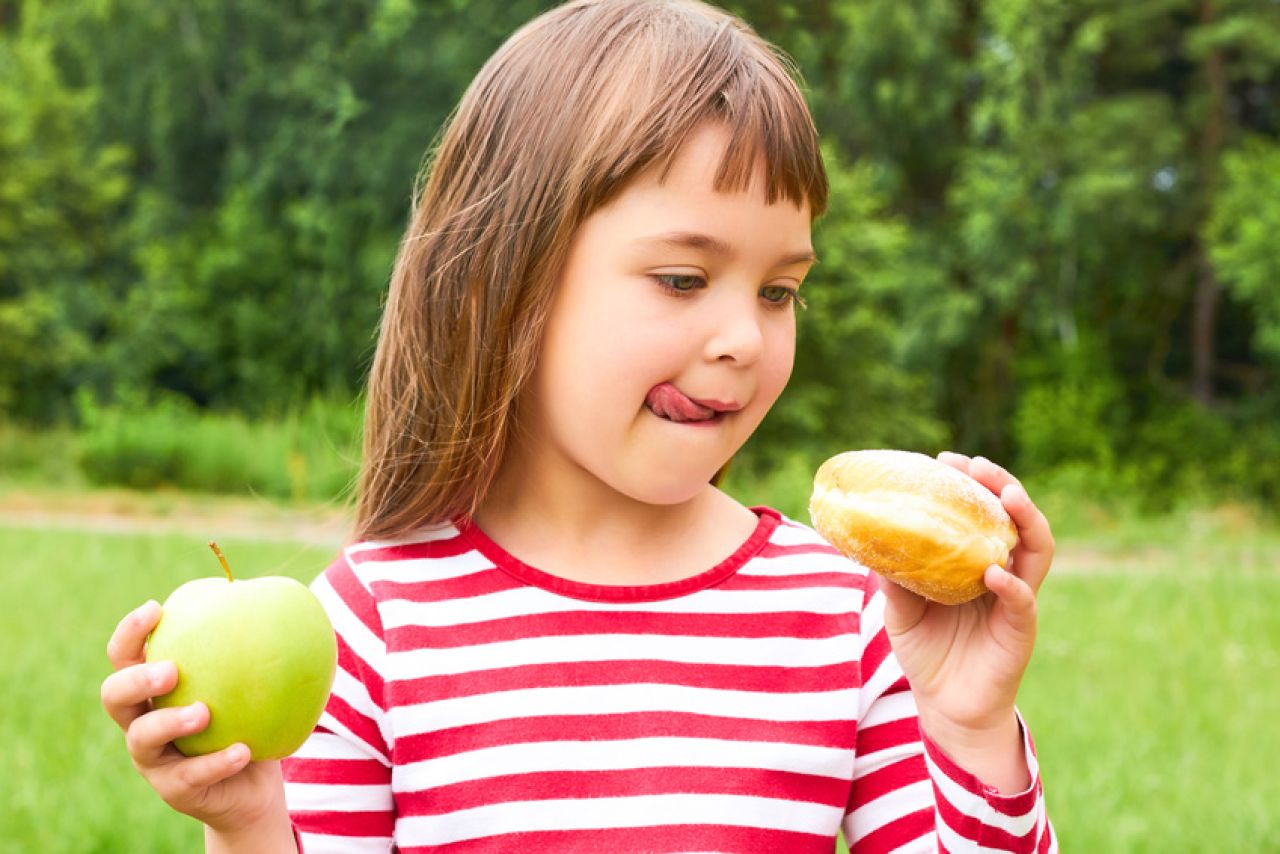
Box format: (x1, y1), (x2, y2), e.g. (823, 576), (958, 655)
(76, 393), (361, 502)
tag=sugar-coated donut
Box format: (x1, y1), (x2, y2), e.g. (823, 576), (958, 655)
(809, 449), (1018, 604)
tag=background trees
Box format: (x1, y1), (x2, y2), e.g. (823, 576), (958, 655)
(2, 0), (1277, 508)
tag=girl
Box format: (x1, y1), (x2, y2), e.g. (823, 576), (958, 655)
(102, 1), (1058, 851)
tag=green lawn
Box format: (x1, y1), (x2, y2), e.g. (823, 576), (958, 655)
(1, 518), (1277, 852)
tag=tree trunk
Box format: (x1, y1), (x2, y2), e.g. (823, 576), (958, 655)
(1192, 0), (1227, 407)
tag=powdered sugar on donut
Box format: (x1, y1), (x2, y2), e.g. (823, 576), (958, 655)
(821, 449), (1012, 530)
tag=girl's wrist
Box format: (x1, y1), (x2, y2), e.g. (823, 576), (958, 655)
(916, 706), (1030, 795)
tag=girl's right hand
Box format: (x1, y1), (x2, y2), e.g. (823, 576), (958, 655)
(100, 600), (287, 834)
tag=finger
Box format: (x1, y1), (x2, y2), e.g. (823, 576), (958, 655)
(168, 743), (253, 794)
(936, 451), (972, 473)
(985, 564), (1037, 640)
(877, 573), (929, 635)
(968, 455), (1024, 498)
(126, 702), (210, 769)
(107, 600), (162, 670)
(101, 660), (178, 731)
(1000, 482), (1054, 593)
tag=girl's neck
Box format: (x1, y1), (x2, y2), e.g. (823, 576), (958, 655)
(472, 464), (758, 587)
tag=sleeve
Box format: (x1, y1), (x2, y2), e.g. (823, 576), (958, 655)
(841, 572), (1057, 853)
(281, 552), (396, 854)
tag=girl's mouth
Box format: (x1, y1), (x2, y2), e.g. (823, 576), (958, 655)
(645, 383), (726, 425)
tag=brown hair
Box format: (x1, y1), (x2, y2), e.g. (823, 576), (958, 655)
(355, 0), (828, 542)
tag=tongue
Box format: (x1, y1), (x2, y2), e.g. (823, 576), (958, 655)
(646, 383), (716, 422)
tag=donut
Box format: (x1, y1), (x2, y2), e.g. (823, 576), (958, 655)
(809, 449), (1018, 604)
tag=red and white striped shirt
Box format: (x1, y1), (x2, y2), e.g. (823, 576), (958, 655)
(282, 505), (1055, 853)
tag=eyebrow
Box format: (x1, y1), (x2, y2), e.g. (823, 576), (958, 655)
(634, 230), (818, 268)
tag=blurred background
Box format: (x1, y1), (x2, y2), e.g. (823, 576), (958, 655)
(1, 0), (1277, 851)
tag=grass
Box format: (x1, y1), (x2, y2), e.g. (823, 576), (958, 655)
(2, 508), (1278, 852)
(0, 527), (333, 853)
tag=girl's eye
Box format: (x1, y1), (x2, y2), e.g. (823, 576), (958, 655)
(652, 274), (704, 294)
(760, 285), (806, 310)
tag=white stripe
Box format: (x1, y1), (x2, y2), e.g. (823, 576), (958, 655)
(845, 778), (933, 843)
(858, 689), (918, 731)
(379, 584), (858, 628)
(329, 666), (393, 751)
(291, 731), (389, 764)
(396, 736), (853, 791)
(389, 631), (859, 677)
(934, 815), (1042, 853)
(390, 683), (860, 735)
(285, 781), (392, 812)
(770, 521), (827, 546)
(352, 550), (494, 584)
(885, 833), (936, 854)
(295, 833), (392, 853)
(344, 523), (459, 555)
(924, 750), (1039, 837)
(853, 739), (923, 781)
(312, 573), (384, 674)
(738, 551), (864, 577)
(398, 792), (842, 844)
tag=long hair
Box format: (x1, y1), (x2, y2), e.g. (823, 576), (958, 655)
(355, 0), (828, 541)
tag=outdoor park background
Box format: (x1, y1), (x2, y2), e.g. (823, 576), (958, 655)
(2, 0), (1278, 851)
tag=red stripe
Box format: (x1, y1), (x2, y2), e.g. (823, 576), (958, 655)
(386, 609), (857, 650)
(757, 541), (845, 559)
(716, 570), (864, 592)
(390, 658), (857, 700)
(282, 757), (389, 786)
(861, 627), (893, 686)
(335, 633), (385, 710)
(856, 718), (920, 758)
(850, 806), (934, 853)
(1038, 817), (1055, 852)
(397, 766), (851, 816)
(847, 754), (927, 811)
(400, 824), (835, 854)
(324, 555), (385, 642)
(292, 809), (394, 838)
(395, 711), (859, 763)
(371, 567), (517, 603)
(347, 534), (472, 564)
(324, 693), (388, 760)
(935, 788), (1039, 850)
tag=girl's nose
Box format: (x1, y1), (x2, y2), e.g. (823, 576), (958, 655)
(704, 294), (766, 366)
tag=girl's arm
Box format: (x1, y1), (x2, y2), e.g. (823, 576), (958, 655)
(842, 573), (1055, 851)
(842, 451), (1058, 850)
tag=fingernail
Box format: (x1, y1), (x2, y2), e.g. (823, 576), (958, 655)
(148, 661), (173, 687)
(227, 744), (249, 765)
(134, 600), (159, 624)
(182, 704), (202, 725)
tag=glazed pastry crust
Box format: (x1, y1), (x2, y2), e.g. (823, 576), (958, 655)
(809, 450), (1019, 604)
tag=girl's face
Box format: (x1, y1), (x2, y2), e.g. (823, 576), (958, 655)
(519, 121), (815, 507)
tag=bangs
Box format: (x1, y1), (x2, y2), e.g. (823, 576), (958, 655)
(536, 0), (828, 219)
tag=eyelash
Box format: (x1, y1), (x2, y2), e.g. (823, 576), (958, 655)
(650, 274), (808, 311)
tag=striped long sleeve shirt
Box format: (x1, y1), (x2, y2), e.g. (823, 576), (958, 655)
(281, 505), (1056, 852)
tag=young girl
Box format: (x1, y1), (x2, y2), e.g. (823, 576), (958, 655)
(102, 1), (1058, 851)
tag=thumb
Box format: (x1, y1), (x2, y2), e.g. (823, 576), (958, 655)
(984, 564), (1038, 640)
(878, 574), (928, 635)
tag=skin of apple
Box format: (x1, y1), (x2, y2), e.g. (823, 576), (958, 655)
(145, 576), (337, 761)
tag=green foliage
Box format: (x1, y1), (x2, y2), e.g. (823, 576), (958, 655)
(76, 394), (362, 503)
(1, 0), (1278, 509)
(1209, 137), (1280, 359)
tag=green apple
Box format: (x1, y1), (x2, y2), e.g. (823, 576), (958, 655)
(145, 542), (337, 761)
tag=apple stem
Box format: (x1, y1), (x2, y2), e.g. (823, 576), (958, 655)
(208, 541), (234, 582)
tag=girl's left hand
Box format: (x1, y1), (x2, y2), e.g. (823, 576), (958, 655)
(877, 452), (1055, 771)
